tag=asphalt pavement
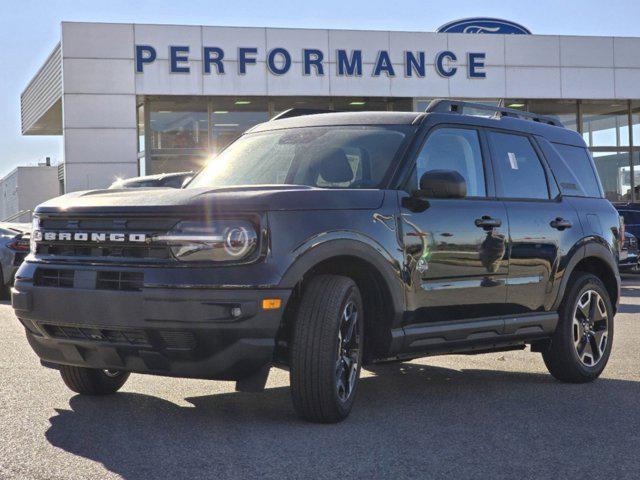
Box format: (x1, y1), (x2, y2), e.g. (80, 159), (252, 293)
(1, 278), (639, 480)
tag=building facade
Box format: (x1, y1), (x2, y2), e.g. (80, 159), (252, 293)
(0, 163), (60, 222)
(21, 21), (640, 201)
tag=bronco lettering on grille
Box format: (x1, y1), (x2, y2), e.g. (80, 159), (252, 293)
(33, 231), (149, 243)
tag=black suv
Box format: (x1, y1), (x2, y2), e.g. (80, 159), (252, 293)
(13, 101), (621, 423)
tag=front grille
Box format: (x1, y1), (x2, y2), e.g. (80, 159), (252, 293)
(34, 268), (74, 288)
(41, 323), (198, 352)
(158, 330), (198, 350)
(34, 268), (144, 291)
(36, 216), (178, 262)
(38, 244), (171, 260)
(96, 271), (144, 291)
(42, 324), (150, 346)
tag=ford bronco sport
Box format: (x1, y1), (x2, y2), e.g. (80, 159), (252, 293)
(13, 100), (621, 423)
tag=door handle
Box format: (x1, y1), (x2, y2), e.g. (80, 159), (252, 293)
(550, 217), (572, 230)
(475, 216), (502, 230)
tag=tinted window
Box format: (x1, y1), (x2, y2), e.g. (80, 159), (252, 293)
(189, 126), (412, 189)
(489, 132), (549, 199)
(552, 143), (602, 198)
(414, 128), (486, 197)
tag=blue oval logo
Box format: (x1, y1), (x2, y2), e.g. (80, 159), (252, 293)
(437, 18), (531, 35)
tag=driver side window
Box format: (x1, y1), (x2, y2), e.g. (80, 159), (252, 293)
(412, 127), (487, 197)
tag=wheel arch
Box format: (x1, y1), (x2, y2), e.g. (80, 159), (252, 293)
(276, 237), (405, 364)
(553, 239), (620, 313)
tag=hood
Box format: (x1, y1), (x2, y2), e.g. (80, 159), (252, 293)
(35, 185), (385, 215)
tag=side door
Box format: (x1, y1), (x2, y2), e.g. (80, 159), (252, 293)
(487, 130), (582, 313)
(399, 125), (509, 324)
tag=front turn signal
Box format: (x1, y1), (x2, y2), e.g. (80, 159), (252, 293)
(262, 298), (282, 310)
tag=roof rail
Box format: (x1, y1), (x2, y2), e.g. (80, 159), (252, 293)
(270, 108), (336, 121)
(425, 99), (565, 128)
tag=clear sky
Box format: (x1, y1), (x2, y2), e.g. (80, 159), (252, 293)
(1, 0), (640, 177)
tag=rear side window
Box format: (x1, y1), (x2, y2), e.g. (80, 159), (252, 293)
(488, 131), (549, 199)
(552, 143), (601, 198)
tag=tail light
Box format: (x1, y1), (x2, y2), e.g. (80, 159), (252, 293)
(619, 215), (626, 251)
(7, 237), (30, 252)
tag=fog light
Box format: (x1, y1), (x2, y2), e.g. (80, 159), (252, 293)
(262, 298), (282, 310)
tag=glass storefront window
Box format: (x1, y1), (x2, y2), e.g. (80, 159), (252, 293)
(272, 97), (412, 116)
(527, 100), (578, 132)
(632, 101), (640, 146)
(582, 101), (630, 147)
(137, 103), (145, 153)
(414, 99), (432, 112)
(591, 151), (633, 202)
(148, 154), (209, 176)
(137, 96), (640, 200)
(504, 100), (527, 110)
(149, 98), (208, 150)
(210, 97), (269, 155)
(333, 97), (392, 111)
(272, 97), (333, 116)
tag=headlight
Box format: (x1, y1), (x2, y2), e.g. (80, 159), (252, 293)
(155, 220), (258, 262)
(30, 216), (41, 254)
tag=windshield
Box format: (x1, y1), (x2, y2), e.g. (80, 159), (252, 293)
(188, 125), (413, 189)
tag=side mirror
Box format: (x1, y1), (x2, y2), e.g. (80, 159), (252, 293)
(415, 169), (466, 199)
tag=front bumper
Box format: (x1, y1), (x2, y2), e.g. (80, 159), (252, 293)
(12, 269), (291, 381)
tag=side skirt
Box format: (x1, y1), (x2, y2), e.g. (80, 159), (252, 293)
(390, 311), (558, 358)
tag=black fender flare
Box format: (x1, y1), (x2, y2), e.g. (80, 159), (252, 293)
(551, 237), (620, 311)
(279, 232), (405, 320)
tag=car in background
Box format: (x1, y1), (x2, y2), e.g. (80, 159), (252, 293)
(109, 171), (194, 189)
(619, 231), (639, 273)
(615, 203), (640, 239)
(0, 223), (30, 298)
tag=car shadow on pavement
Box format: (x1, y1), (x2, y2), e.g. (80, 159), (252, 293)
(45, 362), (640, 480)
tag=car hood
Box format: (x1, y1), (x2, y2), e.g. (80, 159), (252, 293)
(35, 185), (385, 215)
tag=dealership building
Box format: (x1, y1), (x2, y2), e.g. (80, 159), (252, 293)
(21, 20), (640, 201)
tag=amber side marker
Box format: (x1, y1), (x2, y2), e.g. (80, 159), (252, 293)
(262, 298), (282, 310)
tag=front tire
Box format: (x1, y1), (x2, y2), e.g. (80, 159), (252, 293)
(59, 365), (130, 395)
(290, 275), (364, 423)
(542, 272), (614, 383)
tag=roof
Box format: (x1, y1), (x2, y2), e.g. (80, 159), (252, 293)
(248, 111), (425, 132)
(245, 109), (584, 146)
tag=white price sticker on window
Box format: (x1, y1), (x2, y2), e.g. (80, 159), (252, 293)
(507, 152), (518, 170)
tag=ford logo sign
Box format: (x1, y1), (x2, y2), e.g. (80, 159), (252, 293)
(437, 17), (531, 35)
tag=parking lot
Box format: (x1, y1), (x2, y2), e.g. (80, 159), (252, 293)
(0, 278), (638, 480)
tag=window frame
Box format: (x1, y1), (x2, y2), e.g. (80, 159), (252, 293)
(400, 123), (493, 199)
(485, 127), (559, 203)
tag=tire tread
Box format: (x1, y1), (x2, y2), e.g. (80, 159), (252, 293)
(290, 274), (361, 423)
(542, 272), (613, 383)
(59, 365), (129, 395)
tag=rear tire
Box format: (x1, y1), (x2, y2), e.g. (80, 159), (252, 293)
(542, 272), (614, 383)
(59, 365), (130, 395)
(290, 275), (364, 423)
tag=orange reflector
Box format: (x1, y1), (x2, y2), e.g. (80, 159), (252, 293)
(262, 298), (282, 310)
